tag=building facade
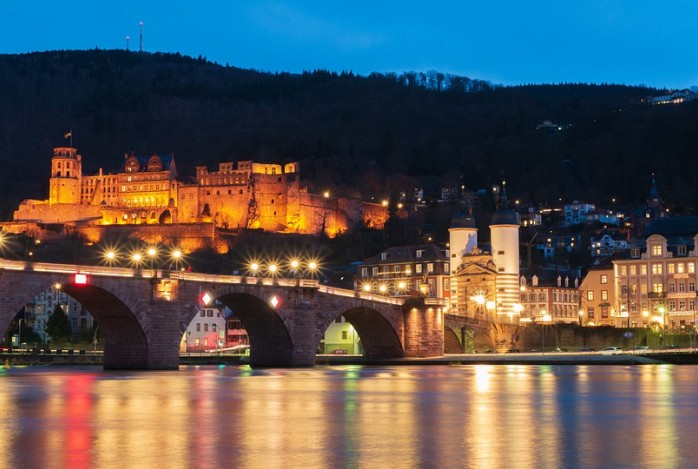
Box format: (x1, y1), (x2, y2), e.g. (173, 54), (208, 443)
(25, 286), (95, 342)
(578, 266), (616, 326)
(613, 234), (698, 331)
(520, 274), (581, 324)
(14, 147), (388, 237)
(181, 305), (228, 352)
(356, 244), (450, 299)
(449, 186), (522, 323)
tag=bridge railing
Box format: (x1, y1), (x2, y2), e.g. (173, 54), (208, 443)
(1, 260), (404, 305)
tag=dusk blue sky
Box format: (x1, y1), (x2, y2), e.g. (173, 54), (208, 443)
(5, 1), (697, 89)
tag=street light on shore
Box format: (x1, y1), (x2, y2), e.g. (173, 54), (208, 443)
(658, 305), (666, 347)
(541, 310), (551, 353)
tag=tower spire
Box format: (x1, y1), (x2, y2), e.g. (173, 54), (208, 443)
(500, 180), (509, 209)
(648, 173), (660, 207)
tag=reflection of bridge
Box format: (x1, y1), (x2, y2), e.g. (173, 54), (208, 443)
(0, 260), (480, 369)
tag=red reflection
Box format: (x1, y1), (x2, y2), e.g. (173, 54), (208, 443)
(63, 374), (95, 469)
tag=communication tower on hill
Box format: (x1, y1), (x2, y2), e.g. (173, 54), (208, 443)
(139, 21), (143, 52)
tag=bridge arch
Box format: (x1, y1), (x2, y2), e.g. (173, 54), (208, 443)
(60, 283), (149, 369)
(214, 292), (294, 367)
(444, 324), (464, 353)
(322, 306), (404, 359)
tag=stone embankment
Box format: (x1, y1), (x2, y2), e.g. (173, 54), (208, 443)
(5, 350), (698, 367)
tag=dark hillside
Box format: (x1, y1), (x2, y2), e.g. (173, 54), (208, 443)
(0, 49), (693, 220)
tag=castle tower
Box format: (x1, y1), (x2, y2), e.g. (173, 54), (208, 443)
(489, 182), (520, 319)
(448, 208), (477, 275)
(49, 147), (82, 205)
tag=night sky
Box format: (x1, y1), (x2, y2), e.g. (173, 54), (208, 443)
(4, 0), (697, 89)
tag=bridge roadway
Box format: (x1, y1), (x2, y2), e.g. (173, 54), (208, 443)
(0, 260), (473, 369)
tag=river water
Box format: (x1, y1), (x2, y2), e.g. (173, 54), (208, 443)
(1, 364), (696, 469)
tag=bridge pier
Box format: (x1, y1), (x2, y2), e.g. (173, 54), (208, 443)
(403, 298), (444, 358)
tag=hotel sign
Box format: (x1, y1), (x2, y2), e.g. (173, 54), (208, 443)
(667, 292), (698, 299)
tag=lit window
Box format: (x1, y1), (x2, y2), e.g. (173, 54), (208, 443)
(601, 290), (608, 301)
(600, 275), (608, 284)
(587, 291), (594, 301)
(651, 245), (663, 257)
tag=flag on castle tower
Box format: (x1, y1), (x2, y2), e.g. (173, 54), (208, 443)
(63, 131), (72, 139)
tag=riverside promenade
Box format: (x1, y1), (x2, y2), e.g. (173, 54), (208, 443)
(5, 349), (698, 367)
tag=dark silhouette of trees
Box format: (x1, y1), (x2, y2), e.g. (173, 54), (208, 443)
(46, 305), (72, 342)
(0, 49), (694, 224)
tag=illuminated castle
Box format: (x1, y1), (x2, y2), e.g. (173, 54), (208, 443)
(14, 147), (387, 237)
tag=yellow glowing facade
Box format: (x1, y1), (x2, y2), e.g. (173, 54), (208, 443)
(15, 147), (388, 237)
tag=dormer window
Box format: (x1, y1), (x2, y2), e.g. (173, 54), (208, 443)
(678, 245), (687, 256)
(381, 253), (387, 261)
(651, 244), (663, 257)
(416, 250), (423, 258)
(631, 248), (640, 258)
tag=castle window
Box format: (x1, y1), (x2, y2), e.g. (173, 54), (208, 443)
(239, 190), (243, 194)
(271, 199), (274, 204)
(278, 177), (282, 182)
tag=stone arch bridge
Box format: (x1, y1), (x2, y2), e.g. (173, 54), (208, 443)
(0, 260), (478, 369)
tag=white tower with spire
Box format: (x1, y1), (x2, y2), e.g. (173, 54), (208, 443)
(489, 181), (520, 319)
(448, 207), (477, 275)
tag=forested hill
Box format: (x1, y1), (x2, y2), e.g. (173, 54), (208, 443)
(1, 49), (697, 220)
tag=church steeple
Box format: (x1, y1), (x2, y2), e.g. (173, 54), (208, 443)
(648, 173), (661, 208)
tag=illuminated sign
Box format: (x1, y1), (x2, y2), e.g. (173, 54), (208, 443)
(200, 292), (213, 305)
(74, 273), (88, 285)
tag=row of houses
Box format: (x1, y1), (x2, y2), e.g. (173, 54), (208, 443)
(355, 209), (698, 331)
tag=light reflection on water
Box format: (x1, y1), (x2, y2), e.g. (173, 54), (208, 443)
(0, 365), (697, 468)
